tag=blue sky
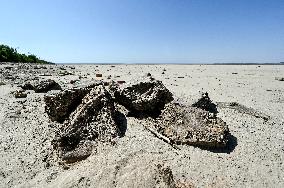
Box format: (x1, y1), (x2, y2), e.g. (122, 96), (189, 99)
(0, 0), (283, 63)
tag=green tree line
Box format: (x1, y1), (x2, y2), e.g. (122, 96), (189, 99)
(0, 44), (52, 64)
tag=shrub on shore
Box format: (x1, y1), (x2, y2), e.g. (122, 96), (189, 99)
(0, 44), (52, 64)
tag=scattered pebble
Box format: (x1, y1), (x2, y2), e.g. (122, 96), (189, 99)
(117, 80), (126, 84)
(275, 77), (284, 81)
(14, 90), (27, 98)
(70, 80), (78, 84)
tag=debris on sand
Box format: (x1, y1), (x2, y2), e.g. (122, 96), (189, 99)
(148, 102), (229, 148)
(192, 92), (218, 114)
(39, 73), (52, 76)
(113, 78), (173, 117)
(14, 90), (27, 98)
(52, 85), (121, 163)
(70, 79), (78, 84)
(275, 77), (284, 81)
(58, 71), (74, 76)
(117, 80), (126, 84)
(34, 79), (62, 93)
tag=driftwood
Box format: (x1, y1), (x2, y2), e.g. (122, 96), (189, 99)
(144, 126), (180, 150)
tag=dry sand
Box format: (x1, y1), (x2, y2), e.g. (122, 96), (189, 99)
(0, 63), (284, 187)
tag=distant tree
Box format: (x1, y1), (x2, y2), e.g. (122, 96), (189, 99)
(0, 44), (52, 64)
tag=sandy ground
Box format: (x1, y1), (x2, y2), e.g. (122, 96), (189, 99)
(0, 63), (283, 187)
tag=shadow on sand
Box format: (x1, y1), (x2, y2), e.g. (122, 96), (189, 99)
(115, 111), (128, 137)
(204, 134), (238, 154)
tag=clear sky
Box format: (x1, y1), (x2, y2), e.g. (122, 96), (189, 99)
(0, 0), (283, 64)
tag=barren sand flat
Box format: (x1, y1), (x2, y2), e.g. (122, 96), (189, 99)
(0, 64), (284, 188)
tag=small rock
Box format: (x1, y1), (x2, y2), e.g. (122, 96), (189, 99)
(34, 66), (41, 69)
(34, 79), (62, 93)
(275, 77), (284, 81)
(192, 92), (218, 114)
(4, 66), (13, 70)
(5, 75), (14, 80)
(15, 90), (27, 98)
(103, 82), (110, 86)
(39, 73), (52, 76)
(117, 80), (126, 84)
(59, 67), (66, 70)
(70, 80), (78, 84)
(58, 71), (74, 76)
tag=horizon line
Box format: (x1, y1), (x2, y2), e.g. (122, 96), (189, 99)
(55, 62), (284, 65)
